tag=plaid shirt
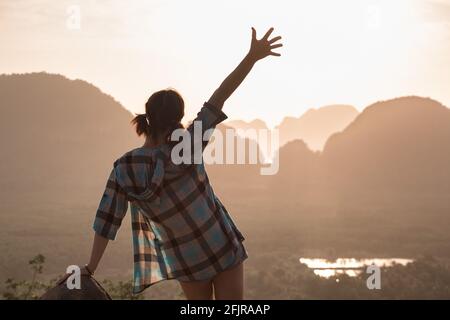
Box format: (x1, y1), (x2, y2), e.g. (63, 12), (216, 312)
(93, 102), (247, 294)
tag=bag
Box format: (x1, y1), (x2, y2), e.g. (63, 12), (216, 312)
(40, 275), (112, 300)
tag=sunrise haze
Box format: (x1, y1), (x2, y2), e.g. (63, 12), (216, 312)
(1, 0), (449, 126)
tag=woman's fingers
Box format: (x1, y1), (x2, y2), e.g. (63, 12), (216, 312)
(248, 27), (282, 59)
(251, 27), (257, 41)
(262, 27), (274, 41)
(269, 36), (282, 44)
(270, 44), (283, 50)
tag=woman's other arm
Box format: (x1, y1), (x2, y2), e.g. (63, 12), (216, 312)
(85, 233), (109, 274)
(208, 27), (283, 110)
(57, 233), (109, 282)
(86, 168), (128, 275)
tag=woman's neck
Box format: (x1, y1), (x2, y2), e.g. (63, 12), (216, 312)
(143, 136), (165, 148)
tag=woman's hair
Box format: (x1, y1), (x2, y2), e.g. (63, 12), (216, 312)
(132, 89), (185, 142)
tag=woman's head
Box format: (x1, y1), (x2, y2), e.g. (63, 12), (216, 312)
(132, 89), (185, 141)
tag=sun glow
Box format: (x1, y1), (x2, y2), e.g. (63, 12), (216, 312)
(1, 0), (448, 126)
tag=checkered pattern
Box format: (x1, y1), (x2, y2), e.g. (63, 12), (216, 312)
(93, 102), (247, 294)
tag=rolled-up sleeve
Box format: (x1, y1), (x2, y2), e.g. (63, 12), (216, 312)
(93, 168), (129, 240)
(187, 102), (228, 150)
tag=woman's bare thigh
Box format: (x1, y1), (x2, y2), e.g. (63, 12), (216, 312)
(179, 279), (213, 300)
(212, 262), (244, 300)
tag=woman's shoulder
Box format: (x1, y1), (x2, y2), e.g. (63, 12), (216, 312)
(113, 145), (172, 168)
(115, 147), (154, 163)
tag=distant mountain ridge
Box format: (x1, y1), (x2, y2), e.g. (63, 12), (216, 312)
(226, 104), (359, 152)
(321, 96), (450, 207)
(270, 96), (450, 210)
(1, 72), (449, 218)
(276, 104), (359, 151)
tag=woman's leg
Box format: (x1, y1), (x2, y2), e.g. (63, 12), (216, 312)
(179, 279), (214, 300)
(212, 262), (244, 300)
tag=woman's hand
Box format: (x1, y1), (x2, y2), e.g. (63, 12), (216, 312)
(207, 27), (283, 109)
(248, 27), (283, 62)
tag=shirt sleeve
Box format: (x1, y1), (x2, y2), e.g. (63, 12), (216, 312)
(186, 102), (228, 150)
(93, 168), (129, 240)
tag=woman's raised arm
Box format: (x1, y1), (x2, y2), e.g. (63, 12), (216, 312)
(207, 27), (283, 109)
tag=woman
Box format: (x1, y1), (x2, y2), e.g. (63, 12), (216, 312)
(78, 27), (282, 300)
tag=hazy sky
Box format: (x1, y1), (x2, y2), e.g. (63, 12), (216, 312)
(1, 0), (449, 126)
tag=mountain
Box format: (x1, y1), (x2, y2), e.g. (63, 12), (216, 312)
(0, 72), (140, 202)
(269, 139), (320, 203)
(321, 96), (450, 209)
(226, 106), (358, 157)
(277, 105), (359, 151)
(224, 119), (273, 161)
(205, 123), (266, 199)
(2, 73), (449, 213)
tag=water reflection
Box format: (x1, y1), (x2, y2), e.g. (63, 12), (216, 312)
(299, 258), (414, 278)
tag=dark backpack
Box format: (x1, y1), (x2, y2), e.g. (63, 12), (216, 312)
(41, 275), (112, 300)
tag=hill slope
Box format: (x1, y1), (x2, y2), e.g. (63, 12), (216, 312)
(0, 72), (140, 201)
(321, 96), (450, 208)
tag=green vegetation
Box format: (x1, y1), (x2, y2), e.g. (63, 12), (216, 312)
(2, 254), (144, 300)
(2, 255), (56, 300)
